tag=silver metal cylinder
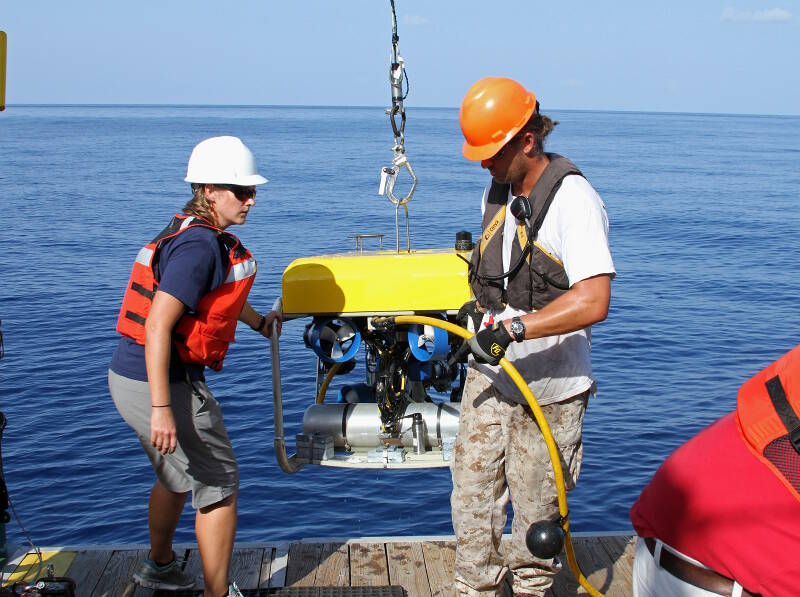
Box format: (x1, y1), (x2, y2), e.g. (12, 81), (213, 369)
(302, 402), (461, 450)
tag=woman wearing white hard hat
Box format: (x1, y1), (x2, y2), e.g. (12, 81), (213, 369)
(109, 136), (278, 597)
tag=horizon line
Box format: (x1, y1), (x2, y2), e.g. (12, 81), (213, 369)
(2, 103), (798, 119)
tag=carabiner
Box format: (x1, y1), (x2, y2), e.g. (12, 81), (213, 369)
(385, 151), (417, 206)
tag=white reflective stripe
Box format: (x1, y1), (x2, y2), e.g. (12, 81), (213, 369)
(225, 258), (257, 284)
(135, 247), (154, 266)
(180, 216), (195, 229)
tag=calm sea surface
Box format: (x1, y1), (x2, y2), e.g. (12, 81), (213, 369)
(0, 106), (798, 546)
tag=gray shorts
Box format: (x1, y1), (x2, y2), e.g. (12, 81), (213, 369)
(108, 369), (239, 509)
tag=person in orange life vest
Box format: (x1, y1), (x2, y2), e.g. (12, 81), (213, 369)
(630, 344), (800, 597)
(109, 136), (281, 597)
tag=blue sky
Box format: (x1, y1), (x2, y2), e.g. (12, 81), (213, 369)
(2, 0), (798, 114)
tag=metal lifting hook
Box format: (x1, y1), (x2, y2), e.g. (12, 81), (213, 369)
(381, 150), (418, 207)
(378, 0), (417, 252)
(379, 148), (417, 253)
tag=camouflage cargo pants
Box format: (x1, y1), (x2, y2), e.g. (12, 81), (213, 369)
(451, 367), (588, 596)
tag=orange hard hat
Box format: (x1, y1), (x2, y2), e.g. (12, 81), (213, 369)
(459, 76), (538, 161)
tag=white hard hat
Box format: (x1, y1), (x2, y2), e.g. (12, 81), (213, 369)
(184, 136), (268, 185)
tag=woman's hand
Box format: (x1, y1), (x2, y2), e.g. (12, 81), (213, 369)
(240, 302), (283, 339)
(144, 290), (187, 456)
(260, 310), (283, 338)
(150, 407), (178, 455)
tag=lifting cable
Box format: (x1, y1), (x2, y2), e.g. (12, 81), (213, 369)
(388, 0), (409, 143)
(378, 0), (418, 252)
(0, 321), (48, 586)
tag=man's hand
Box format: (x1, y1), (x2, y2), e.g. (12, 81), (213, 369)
(467, 322), (512, 366)
(457, 300), (485, 332)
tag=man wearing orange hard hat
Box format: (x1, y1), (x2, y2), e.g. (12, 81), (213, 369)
(451, 77), (615, 596)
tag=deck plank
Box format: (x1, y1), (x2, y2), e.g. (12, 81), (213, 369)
(548, 547), (581, 597)
(551, 536), (634, 596)
(64, 549), (114, 597)
(230, 547), (266, 589)
(548, 537), (623, 597)
(182, 547), (202, 584)
(89, 549), (147, 597)
(285, 542), (323, 586)
(264, 543), (288, 588)
(576, 537), (618, 595)
(386, 542), (431, 597)
(183, 546), (264, 589)
(421, 541), (455, 597)
(350, 542), (389, 587)
(257, 546), (274, 588)
(314, 542), (349, 586)
(11, 534), (634, 595)
(598, 536), (636, 597)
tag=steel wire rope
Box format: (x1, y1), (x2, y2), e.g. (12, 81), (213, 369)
(389, 0), (410, 105)
(1, 322), (46, 583)
(0, 419), (45, 583)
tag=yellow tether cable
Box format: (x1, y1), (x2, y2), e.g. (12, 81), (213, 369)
(392, 315), (603, 597)
(316, 362), (342, 404)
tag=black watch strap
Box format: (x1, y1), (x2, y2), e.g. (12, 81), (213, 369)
(251, 314), (266, 332)
(510, 316), (526, 342)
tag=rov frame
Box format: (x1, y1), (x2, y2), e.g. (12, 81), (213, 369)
(269, 247), (474, 472)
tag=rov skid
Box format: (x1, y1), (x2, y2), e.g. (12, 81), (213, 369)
(270, 240), (475, 472)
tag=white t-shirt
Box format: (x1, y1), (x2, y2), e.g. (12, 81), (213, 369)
(472, 174), (615, 405)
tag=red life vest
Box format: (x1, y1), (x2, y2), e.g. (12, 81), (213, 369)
(115, 214), (257, 371)
(735, 344), (800, 502)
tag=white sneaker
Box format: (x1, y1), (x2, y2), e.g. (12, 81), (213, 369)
(227, 580), (245, 596)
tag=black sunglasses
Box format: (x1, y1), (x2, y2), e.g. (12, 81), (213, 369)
(217, 184), (256, 201)
(491, 132), (526, 160)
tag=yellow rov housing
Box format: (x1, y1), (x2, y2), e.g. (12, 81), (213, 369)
(281, 249), (472, 317)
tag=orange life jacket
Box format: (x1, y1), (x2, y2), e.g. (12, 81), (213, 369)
(735, 344), (800, 502)
(115, 214), (257, 371)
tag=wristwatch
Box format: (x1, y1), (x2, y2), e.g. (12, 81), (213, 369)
(509, 316), (526, 342)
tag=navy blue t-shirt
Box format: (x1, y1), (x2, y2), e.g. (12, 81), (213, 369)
(110, 224), (228, 382)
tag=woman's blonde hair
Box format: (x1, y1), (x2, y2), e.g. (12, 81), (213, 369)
(183, 184), (217, 226)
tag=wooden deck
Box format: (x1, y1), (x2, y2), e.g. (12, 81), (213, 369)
(1, 533), (636, 596)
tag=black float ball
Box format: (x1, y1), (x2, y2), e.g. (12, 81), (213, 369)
(526, 520), (564, 559)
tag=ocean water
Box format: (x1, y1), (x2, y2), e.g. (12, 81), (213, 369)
(0, 105), (798, 547)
